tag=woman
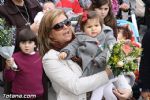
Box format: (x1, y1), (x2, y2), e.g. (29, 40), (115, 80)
(38, 9), (113, 100)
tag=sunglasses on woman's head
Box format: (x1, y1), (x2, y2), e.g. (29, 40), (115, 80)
(52, 19), (71, 31)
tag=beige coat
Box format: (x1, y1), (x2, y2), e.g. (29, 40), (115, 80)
(42, 49), (109, 100)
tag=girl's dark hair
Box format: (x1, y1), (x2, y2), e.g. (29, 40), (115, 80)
(117, 25), (132, 39)
(80, 10), (103, 31)
(17, 28), (37, 51)
(90, 0), (117, 38)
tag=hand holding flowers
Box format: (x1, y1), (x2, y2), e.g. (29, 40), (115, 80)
(0, 18), (18, 70)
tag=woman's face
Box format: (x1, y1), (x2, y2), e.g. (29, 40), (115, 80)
(50, 14), (72, 44)
(94, 4), (109, 20)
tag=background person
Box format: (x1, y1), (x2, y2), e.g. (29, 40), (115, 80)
(90, 0), (118, 38)
(34, 1), (55, 25)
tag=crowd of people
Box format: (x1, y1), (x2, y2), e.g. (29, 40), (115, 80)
(0, 0), (149, 100)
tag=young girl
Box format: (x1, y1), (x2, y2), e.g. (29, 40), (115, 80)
(90, 0), (118, 38)
(4, 28), (44, 99)
(59, 11), (116, 99)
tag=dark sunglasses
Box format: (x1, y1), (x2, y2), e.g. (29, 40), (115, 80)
(52, 19), (71, 31)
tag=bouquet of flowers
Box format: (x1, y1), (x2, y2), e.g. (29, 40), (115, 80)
(107, 40), (142, 88)
(0, 18), (17, 69)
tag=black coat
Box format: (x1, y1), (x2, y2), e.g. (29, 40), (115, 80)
(143, 0), (150, 28)
(139, 29), (150, 91)
(0, 0), (42, 51)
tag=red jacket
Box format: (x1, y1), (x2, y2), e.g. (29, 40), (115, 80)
(56, 0), (83, 14)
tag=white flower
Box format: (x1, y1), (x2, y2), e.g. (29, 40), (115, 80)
(117, 61), (124, 67)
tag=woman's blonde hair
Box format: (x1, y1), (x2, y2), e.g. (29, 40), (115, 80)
(38, 9), (74, 56)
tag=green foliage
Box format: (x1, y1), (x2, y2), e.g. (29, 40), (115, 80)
(0, 18), (16, 46)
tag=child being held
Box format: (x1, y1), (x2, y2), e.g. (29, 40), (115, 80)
(5, 28), (44, 99)
(59, 11), (117, 99)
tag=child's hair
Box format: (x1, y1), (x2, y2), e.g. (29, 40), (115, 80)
(80, 10), (103, 31)
(18, 28), (37, 50)
(117, 25), (132, 40)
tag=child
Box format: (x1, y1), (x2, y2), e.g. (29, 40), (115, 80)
(34, 1), (55, 25)
(4, 28), (44, 99)
(59, 11), (116, 99)
(117, 24), (141, 47)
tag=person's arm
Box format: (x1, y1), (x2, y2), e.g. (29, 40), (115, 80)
(43, 51), (111, 95)
(61, 38), (80, 59)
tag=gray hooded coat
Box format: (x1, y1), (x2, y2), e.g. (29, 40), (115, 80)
(61, 25), (116, 76)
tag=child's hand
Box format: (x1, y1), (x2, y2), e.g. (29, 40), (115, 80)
(59, 52), (67, 60)
(5, 57), (15, 69)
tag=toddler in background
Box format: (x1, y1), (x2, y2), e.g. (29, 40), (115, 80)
(117, 25), (141, 47)
(34, 1), (55, 25)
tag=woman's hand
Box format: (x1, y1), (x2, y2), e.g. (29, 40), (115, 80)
(105, 67), (113, 78)
(141, 91), (150, 100)
(5, 57), (14, 69)
(59, 52), (67, 60)
(113, 88), (132, 100)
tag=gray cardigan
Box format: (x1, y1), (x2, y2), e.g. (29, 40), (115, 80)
(61, 25), (116, 76)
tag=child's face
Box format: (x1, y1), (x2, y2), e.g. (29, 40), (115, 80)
(117, 30), (125, 41)
(94, 4), (109, 20)
(84, 19), (101, 37)
(19, 41), (36, 54)
(43, 3), (55, 13)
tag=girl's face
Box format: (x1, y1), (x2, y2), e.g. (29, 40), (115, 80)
(50, 14), (72, 44)
(94, 4), (109, 20)
(19, 41), (36, 54)
(117, 30), (125, 41)
(84, 19), (101, 37)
